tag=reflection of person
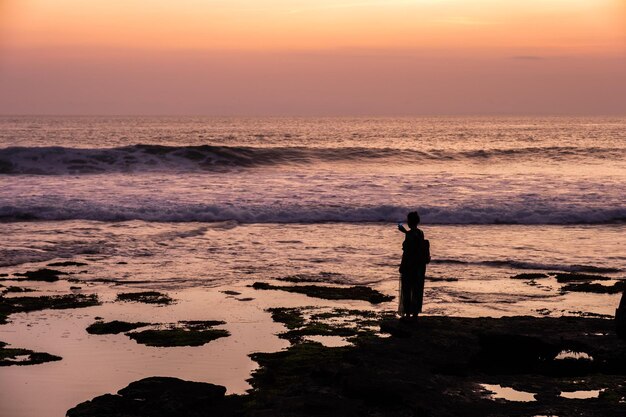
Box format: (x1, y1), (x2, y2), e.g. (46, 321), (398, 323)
(398, 211), (427, 319)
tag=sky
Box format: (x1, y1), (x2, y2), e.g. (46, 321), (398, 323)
(0, 0), (625, 115)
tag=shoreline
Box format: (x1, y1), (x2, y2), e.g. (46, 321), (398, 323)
(1, 261), (624, 417)
(66, 314), (626, 417)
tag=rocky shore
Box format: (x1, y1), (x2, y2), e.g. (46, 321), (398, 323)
(67, 314), (626, 417)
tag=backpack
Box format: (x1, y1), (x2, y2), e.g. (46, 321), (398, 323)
(418, 239), (431, 264)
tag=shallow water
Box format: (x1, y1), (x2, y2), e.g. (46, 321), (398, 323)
(1, 221), (623, 317)
(480, 384), (536, 402)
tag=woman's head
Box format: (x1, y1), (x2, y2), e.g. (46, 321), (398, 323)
(407, 211), (420, 228)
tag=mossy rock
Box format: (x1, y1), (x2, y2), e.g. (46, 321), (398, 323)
(127, 328), (229, 347)
(3, 286), (34, 293)
(562, 281), (626, 294)
(555, 273), (612, 283)
(87, 320), (151, 335)
(13, 268), (67, 282)
(66, 376), (233, 417)
(511, 273), (550, 280)
(0, 341), (62, 366)
(276, 272), (346, 284)
(116, 291), (173, 305)
(267, 307), (388, 344)
(47, 261), (88, 267)
(267, 307), (306, 330)
(126, 321), (229, 347)
(252, 282), (393, 304)
(0, 293), (100, 324)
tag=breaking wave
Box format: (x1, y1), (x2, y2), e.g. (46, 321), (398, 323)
(432, 258), (621, 273)
(1, 201), (625, 225)
(1, 144), (624, 174)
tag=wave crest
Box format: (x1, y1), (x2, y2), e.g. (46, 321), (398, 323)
(1, 144), (623, 174)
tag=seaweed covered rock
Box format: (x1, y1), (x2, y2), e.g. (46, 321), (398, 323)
(86, 320), (151, 335)
(116, 291), (173, 305)
(126, 321), (229, 347)
(0, 341), (62, 366)
(252, 282), (394, 304)
(0, 293), (100, 324)
(47, 261), (88, 267)
(13, 268), (67, 282)
(562, 281), (626, 294)
(69, 315), (626, 417)
(66, 377), (232, 417)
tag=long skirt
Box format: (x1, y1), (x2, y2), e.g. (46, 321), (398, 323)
(398, 264), (426, 316)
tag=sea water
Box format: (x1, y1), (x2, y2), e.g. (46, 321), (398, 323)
(1, 116), (625, 315)
(1, 116), (625, 417)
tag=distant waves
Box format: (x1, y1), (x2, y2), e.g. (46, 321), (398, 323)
(1, 201), (625, 225)
(1, 144), (624, 175)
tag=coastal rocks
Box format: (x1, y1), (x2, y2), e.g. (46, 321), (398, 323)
(2, 286), (34, 293)
(126, 320), (229, 347)
(561, 281), (626, 294)
(0, 341), (62, 366)
(66, 377), (231, 417)
(555, 273), (612, 283)
(85, 319), (229, 347)
(509, 271), (626, 295)
(68, 315), (626, 417)
(0, 293), (100, 324)
(86, 320), (151, 335)
(12, 268), (67, 282)
(276, 272), (348, 284)
(116, 291), (173, 305)
(252, 282), (394, 304)
(47, 261), (88, 267)
(268, 307), (391, 344)
(511, 273), (550, 280)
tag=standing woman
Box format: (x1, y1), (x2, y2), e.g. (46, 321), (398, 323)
(398, 211), (429, 319)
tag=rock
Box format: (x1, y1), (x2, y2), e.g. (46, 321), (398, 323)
(47, 261), (88, 267)
(66, 377), (228, 417)
(380, 320), (412, 338)
(268, 307), (305, 329)
(126, 321), (229, 347)
(3, 286), (34, 293)
(0, 294), (100, 325)
(0, 341), (62, 366)
(561, 281), (626, 294)
(555, 273), (611, 283)
(220, 290), (241, 296)
(476, 333), (560, 373)
(86, 320), (151, 335)
(511, 273), (550, 280)
(13, 268), (67, 282)
(252, 282), (394, 304)
(116, 291), (173, 305)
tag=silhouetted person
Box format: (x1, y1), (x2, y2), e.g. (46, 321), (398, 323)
(398, 211), (430, 319)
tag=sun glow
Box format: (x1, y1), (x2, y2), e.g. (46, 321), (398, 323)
(1, 0), (624, 53)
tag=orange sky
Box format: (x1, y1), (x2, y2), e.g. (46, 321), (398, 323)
(2, 0), (625, 52)
(0, 0), (625, 115)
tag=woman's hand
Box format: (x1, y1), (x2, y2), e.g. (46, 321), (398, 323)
(397, 224), (407, 233)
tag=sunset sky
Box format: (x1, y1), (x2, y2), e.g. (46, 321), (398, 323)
(1, 0), (625, 115)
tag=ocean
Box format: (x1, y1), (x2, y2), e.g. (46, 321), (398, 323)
(1, 116), (625, 417)
(1, 116), (625, 315)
